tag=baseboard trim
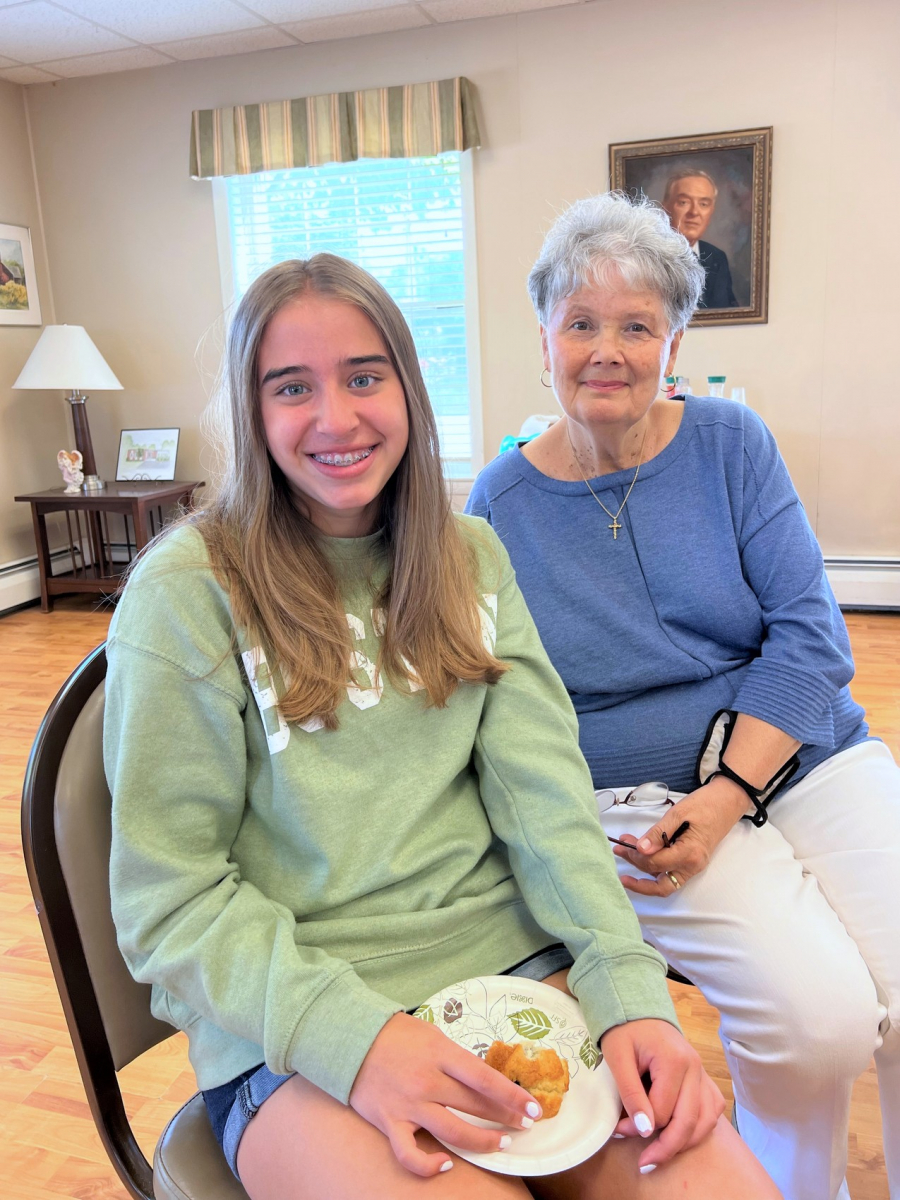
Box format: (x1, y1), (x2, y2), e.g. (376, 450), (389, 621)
(825, 558), (900, 610)
(0, 544), (130, 617)
(4, 548), (897, 616)
(0, 550), (74, 614)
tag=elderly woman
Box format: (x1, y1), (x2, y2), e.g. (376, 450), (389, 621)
(466, 192), (899, 1200)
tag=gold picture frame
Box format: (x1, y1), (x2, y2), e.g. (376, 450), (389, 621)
(610, 127), (773, 327)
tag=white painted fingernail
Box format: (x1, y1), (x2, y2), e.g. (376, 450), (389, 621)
(526, 1101), (542, 1118)
(639, 1163), (657, 1174)
(634, 1111), (653, 1136)
(876, 1003), (888, 1021)
(612, 1132), (626, 1139)
(875, 1034), (884, 1050)
(520, 1115), (534, 1129)
(440, 1160), (454, 1172)
(499, 1135), (512, 1149)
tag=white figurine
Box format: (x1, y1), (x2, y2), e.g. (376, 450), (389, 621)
(57, 449), (84, 493)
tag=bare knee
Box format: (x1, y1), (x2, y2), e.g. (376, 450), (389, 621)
(237, 1074), (531, 1200)
(531, 1117), (781, 1200)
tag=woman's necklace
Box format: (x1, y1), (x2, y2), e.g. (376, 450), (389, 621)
(567, 423), (648, 540)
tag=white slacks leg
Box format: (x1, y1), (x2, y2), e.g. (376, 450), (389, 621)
(599, 741), (900, 1200)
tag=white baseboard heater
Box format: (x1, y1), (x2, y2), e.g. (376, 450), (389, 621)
(2, 550), (899, 616)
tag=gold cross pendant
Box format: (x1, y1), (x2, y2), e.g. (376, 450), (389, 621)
(608, 518), (622, 539)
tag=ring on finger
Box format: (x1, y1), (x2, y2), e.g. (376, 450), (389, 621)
(665, 870), (681, 890)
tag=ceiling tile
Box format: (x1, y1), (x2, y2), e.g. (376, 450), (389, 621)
(37, 46), (172, 76)
(157, 26), (298, 62)
(243, 0), (403, 22)
(284, 5), (428, 42)
(0, 2), (135, 63)
(54, 0), (266, 43)
(421, 0), (577, 19)
(0, 64), (62, 83)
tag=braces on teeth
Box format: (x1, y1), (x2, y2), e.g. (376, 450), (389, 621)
(313, 448), (374, 466)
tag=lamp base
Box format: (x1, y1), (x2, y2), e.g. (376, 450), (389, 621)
(82, 474), (106, 491)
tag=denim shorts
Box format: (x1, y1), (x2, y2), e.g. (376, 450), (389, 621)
(203, 943), (574, 1180)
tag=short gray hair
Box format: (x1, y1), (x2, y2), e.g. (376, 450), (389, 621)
(527, 191), (704, 334)
(663, 169), (718, 201)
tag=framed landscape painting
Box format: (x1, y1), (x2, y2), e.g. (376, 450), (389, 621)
(609, 128), (772, 326)
(0, 223), (42, 326)
(116, 428), (180, 481)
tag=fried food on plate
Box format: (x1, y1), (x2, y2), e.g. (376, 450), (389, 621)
(485, 1040), (570, 1118)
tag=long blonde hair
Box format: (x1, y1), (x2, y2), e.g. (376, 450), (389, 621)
(196, 254), (506, 729)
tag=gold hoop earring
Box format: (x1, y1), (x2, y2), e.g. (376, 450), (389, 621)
(540, 368), (552, 389)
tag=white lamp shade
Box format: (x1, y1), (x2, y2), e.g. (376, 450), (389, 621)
(13, 324), (123, 391)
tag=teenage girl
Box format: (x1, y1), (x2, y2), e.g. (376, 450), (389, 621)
(105, 255), (779, 1200)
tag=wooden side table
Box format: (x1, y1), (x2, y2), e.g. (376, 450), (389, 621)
(14, 481), (204, 612)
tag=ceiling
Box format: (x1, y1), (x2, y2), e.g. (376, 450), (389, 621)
(0, 0), (581, 85)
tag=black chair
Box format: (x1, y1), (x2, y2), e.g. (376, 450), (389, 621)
(21, 643), (248, 1200)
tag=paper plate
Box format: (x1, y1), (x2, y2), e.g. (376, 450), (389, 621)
(413, 975), (620, 1176)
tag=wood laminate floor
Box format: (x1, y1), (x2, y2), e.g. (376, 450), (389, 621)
(1, 596), (896, 1199)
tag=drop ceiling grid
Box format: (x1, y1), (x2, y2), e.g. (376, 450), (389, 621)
(0, 0), (583, 81)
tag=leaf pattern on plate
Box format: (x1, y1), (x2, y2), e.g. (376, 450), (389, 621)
(416, 978), (594, 1080)
(509, 1007), (553, 1039)
(553, 1028), (586, 1045)
(443, 998), (464, 1023)
(489, 992), (509, 1032)
(469, 978), (490, 1020)
(579, 1036), (600, 1070)
(411, 977), (619, 1169)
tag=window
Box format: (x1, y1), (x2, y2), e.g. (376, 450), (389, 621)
(215, 152), (480, 479)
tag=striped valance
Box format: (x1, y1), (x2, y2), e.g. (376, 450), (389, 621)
(190, 76), (480, 179)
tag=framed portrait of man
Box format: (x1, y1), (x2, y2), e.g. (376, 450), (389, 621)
(609, 128), (772, 327)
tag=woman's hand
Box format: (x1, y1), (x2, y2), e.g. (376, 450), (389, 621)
(349, 1012), (542, 1176)
(602, 1018), (726, 1171)
(613, 777), (748, 896)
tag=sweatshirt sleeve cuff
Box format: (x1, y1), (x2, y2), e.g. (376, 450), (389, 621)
(284, 971), (404, 1104)
(570, 950), (680, 1044)
(733, 658), (836, 746)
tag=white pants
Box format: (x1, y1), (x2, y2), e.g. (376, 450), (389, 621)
(599, 740), (900, 1200)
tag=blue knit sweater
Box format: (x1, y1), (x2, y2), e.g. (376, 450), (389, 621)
(466, 399), (869, 793)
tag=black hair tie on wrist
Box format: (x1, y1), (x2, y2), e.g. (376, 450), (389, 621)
(696, 709), (801, 828)
(707, 763), (770, 827)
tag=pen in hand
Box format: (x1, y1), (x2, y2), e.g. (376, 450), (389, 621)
(607, 820), (691, 852)
(661, 820), (690, 848)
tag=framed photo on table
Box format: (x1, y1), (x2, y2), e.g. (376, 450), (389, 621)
(0, 223), (42, 326)
(116, 428), (180, 482)
(609, 127), (772, 327)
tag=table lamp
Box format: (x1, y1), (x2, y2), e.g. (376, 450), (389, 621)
(13, 324), (123, 492)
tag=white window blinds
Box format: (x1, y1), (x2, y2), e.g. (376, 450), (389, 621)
(224, 153), (475, 477)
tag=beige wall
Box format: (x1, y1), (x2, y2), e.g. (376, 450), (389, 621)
(15, 0), (900, 564)
(0, 80), (65, 566)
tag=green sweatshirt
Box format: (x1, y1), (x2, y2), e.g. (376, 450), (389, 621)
(105, 516), (676, 1104)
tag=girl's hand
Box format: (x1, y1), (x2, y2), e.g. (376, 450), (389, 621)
(612, 777), (748, 896)
(349, 1012), (542, 1176)
(601, 1018), (726, 1171)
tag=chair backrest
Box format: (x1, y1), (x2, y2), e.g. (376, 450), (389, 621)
(22, 643), (173, 1200)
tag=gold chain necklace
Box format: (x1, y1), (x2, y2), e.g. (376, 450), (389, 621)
(567, 423), (648, 540)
